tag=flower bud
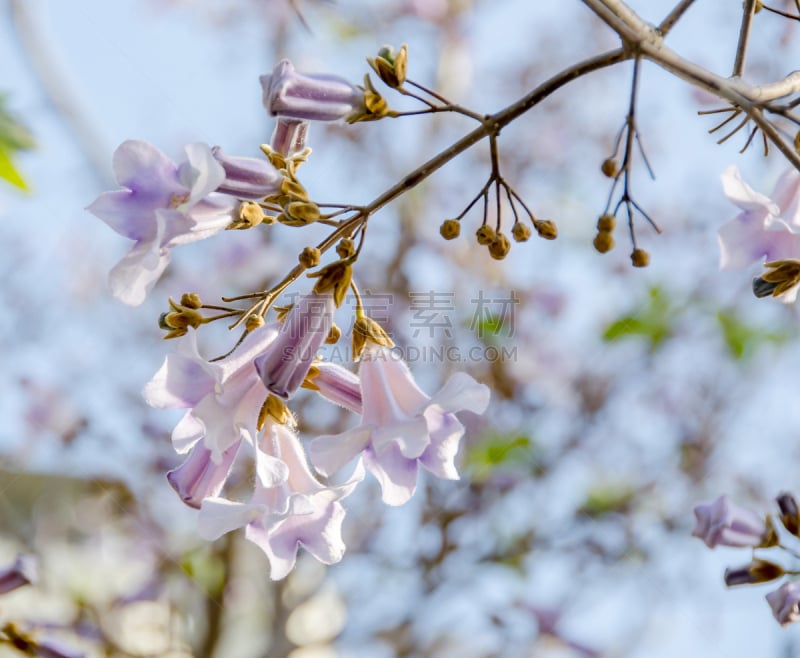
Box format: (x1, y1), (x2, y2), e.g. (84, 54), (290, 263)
(756, 259), (800, 298)
(180, 292), (202, 309)
(299, 246), (321, 268)
(270, 118), (310, 157)
(367, 44), (408, 88)
(511, 221), (531, 242)
(257, 394), (293, 429)
(245, 314), (265, 331)
(283, 200), (321, 226)
(597, 213), (616, 232)
(352, 315), (394, 361)
(692, 495), (768, 548)
(211, 146), (282, 199)
(336, 238), (356, 258)
(724, 559), (784, 587)
(593, 231), (615, 253)
(229, 201), (267, 230)
(777, 492), (800, 535)
(308, 261), (353, 307)
(601, 158), (619, 178)
(326, 323), (342, 344)
(260, 59), (366, 122)
(476, 225), (496, 245)
(631, 248), (650, 267)
(534, 219), (558, 240)
(440, 219), (460, 240)
(488, 232), (511, 260)
(767, 582), (800, 626)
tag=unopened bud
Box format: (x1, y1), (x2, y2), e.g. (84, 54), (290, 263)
(601, 158), (619, 178)
(778, 492), (800, 535)
(724, 559), (784, 587)
(367, 44), (408, 88)
(593, 232), (615, 253)
(488, 233), (511, 260)
(336, 238), (356, 259)
(534, 219), (558, 240)
(257, 394), (292, 430)
(511, 221), (531, 242)
(245, 314), (265, 331)
(228, 201), (266, 230)
(180, 292), (202, 309)
(597, 213), (616, 232)
(440, 219), (461, 240)
(476, 225), (496, 245)
(352, 315), (395, 361)
(308, 260), (353, 307)
(299, 246), (321, 268)
(631, 248), (650, 267)
(284, 200), (321, 225)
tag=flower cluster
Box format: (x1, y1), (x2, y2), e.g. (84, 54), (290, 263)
(692, 493), (800, 626)
(88, 57), (490, 579)
(717, 165), (800, 302)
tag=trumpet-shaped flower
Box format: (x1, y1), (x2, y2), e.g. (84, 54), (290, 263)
(255, 292), (335, 400)
(767, 582), (800, 626)
(718, 165), (800, 272)
(691, 495), (768, 548)
(309, 344), (490, 506)
(198, 421), (362, 580)
(143, 323), (281, 463)
(87, 140), (238, 305)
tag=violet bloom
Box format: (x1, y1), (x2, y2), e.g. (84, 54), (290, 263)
(88, 140), (238, 305)
(767, 581), (800, 626)
(197, 421), (362, 580)
(166, 440), (241, 509)
(270, 118), (310, 157)
(310, 344), (490, 506)
(0, 553), (37, 594)
(260, 59), (365, 122)
(211, 146), (282, 199)
(255, 292), (334, 400)
(304, 360), (363, 414)
(718, 165), (800, 285)
(691, 495), (767, 548)
(143, 322), (281, 463)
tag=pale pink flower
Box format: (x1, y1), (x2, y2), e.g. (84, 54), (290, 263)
(309, 344), (490, 506)
(691, 495), (767, 548)
(767, 581), (800, 626)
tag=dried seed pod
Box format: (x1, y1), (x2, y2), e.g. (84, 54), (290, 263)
(488, 233), (511, 260)
(631, 248), (650, 267)
(601, 158), (619, 178)
(593, 231), (615, 253)
(476, 225), (496, 245)
(534, 219), (557, 240)
(597, 213), (616, 232)
(511, 221), (531, 242)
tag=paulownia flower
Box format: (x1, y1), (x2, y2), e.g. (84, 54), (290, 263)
(310, 344), (490, 506)
(87, 140), (237, 305)
(691, 494), (769, 548)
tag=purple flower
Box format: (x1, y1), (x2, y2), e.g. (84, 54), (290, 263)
(197, 421), (362, 580)
(260, 59), (365, 122)
(0, 553), (37, 594)
(166, 439), (241, 509)
(211, 146), (282, 199)
(691, 495), (767, 548)
(255, 292), (334, 400)
(718, 165), (800, 292)
(767, 581), (800, 626)
(87, 140), (238, 305)
(270, 118), (310, 156)
(310, 345), (490, 506)
(143, 323), (281, 463)
(303, 361), (363, 414)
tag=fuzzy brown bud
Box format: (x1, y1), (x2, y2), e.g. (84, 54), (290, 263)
(308, 261), (353, 307)
(352, 315), (395, 361)
(326, 323), (342, 345)
(367, 44), (408, 88)
(593, 231), (615, 253)
(245, 314), (265, 332)
(336, 238), (356, 259)
(601, 158), (619, 178)
(476, 225), (496, 245)
(597, 213), (616, 232)
(228, 201), (266, 230)
(440, 219), (461, 240)
(488, 233), (511, 260)
(180, 292), (203, 309)
(511, 221), (531, 242)
(534, 219), (558, 240)
(631, 248), (650, 267)
(299, 246), (321, 268)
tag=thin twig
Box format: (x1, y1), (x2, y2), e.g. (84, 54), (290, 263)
(658, 0), (698, 36)
(733, 0), (759, 77)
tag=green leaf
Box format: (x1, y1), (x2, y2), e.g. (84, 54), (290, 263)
(0, 96), (35, 151)
(602, 286), (673, 350)
(0, 146), (28, 190)
(717, 309), (789, 360)
(578, 484), (636, 518)
(464, 432), (538, 481)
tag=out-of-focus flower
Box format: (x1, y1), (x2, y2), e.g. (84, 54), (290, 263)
(260, 59), (365, 122)
(724, 559), (784, 586)
(691, 495), (770, 548)
(211, 146), (282, 199)
(767, 581), (800, 626)
(255, 292), (334, 400)
(310, 344), (490, 506)
(87, 140), (237, 305)
(0, 554), (37, 594)
(197, 421), (362, 580)
(718, 165), (800, 272)
(143, 323), (280, 463)
(777, 492), (800, 535)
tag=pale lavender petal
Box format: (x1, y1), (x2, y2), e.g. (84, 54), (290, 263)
(167, 439), (240, 509)
(197, 497), (261, 540)
(721, 165), (779, 215)
(255, 441), (290, 488)
(87, 189), (158, 241)
(692, 495), (766, 548)
(718, 218), (800, 270)
(420, 409), (465, 479)
(212, 146), (282, 199)
(217, 322), (281, 382)
(771, 168), (800, 225)
(364, 443), (419, 506)
(359, 346), (429, 426)
(427, 371), (491, 415)
(108, 239), (169, 306)
(309, 427), (371, 477)
(767, 582), (800, 626)
(0, 554), (37, 593)
(371, 415), (430, 459)
(142, 352), (216, 410)
(181, 142), (227, 204)
(270, 118), (309, 156)
(307, 361), (363, 414)
(172, 411), (204, 454)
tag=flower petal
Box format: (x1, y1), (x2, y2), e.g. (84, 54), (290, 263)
(364, 443), (419, 506)
(309, 426), (371, 477)
(427, 372), (490, 415)
(197, 497), (262, 541)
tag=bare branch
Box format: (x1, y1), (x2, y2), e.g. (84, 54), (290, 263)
(733, 0), (759, 77)
(658, 0), (698, 36)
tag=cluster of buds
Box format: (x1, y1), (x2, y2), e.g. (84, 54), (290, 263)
(692, 493), (800, 626)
